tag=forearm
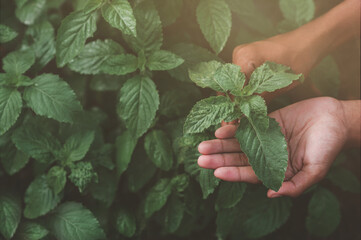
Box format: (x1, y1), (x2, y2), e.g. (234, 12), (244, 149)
(340, 100), (361, 147)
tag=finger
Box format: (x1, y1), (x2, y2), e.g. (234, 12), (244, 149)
(215, 125), (238, 139)
(198, 153), (249, 169)
(267, 165), (323, 198)
(214, 166), (260, 183)
(198, 139), (241, 155)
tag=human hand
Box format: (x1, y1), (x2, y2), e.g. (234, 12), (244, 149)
(198, 97), (350, 198)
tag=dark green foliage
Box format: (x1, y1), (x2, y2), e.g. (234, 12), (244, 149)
(0, 0), (358, 239)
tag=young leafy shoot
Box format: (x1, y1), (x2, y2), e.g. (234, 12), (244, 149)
(185, 61), (302, 191)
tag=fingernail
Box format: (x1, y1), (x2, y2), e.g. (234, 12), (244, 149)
(270, 193), (282, 198)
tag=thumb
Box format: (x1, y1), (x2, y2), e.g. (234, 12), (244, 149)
(267, 165), (323, 198)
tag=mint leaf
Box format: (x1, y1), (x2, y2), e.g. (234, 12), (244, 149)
(69, 162), (98, 193)
(0, 194), (21, 240)
(118, 76), (160, 138)
(61, 130), (95, 162)
(157, 193), (185, 233)
(306, 187), (340, 237)
(101, 0), (137, 37)
(0, 24), (18, 43)
(24, 175), (61, 219)
(24, 20), (56, 71)
(215, 182), (246, 210)
(69, 39), (125, 74)
(196, 0), (231, 54)
(126, 153), (157, 192)
(115, 130), (138, 177)
(199, 168), (220, 199)
(11, 119), (60, 162)
(47, 166), (67, 194)
(101, 54), (138, 75)
(90, 74), (124, 91)
(279, 0), (315, 26)
(146, 50), (184, 71)
(89, 169), (117, 207)
(242, 62), (302, 95)
(144, 130), (173, 171)
(15, 0), (46, 25)
(115, 207), (136, 237)
(188, 61), (222, 91)
(56, 10), (97, 67)
(123, 1), (163, 55)
(184, 96), (234, 134)
(23, 74), (82, 123)
(0, 88), (22, 135)
(48, 202), (105, 240)
(3, 49), (35, 75)
(168, 43), (219, 82)
(144, 178), (172, 218)
(213, 63), (246, 95)
(15, 221), (49, 240)
(239, 95), (269, 131)
(0, 144), (29, 175)
(235, 117), (288, 191)
(327, 168), (360, 194)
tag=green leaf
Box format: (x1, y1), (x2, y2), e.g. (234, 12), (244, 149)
(90, 74), (124, 91)
(0, 194), (21, 240)
(239, 188), (292, 238)
(0, 88), (22, 135)
(226, 0), (275, 36)
(118, 76), (160, 138)
(239, 95), (269, 131)
(199, 168), (220, 199)
(235, 117), (288, 191)
(56, 10), (97, 67)
(15, 221), (49, 240)
(24, 175), (61, 219)
(2, 49), (35, 75)
(0, 24), (18, 43)
(168, 43), (219, 82)
(115, 130), (138, 178)
(101, 54), (138, 75)
(47, 166), (67, 194)
(310, 55), (340, 97)
(188, 61), (222, 91)
(61, 130), (95, 162)
(123, 1), (163, 55)
(89, 169), (117, 207)
(157, 193), (185, 233)
(196, 0), (231, 54)
(69, 162), (98, 193)
(126, 152), (157, 192)
(0, 145), (29, 175)
(279, 0), (315, 26)
(146, 50), (184, 71)
(306, 187), (340, 237)
(23, 74), (82, 123)
(215, 182), (246, 210)
(24, 20), (56, 71)
(144, 130), (173, 171)
(101, 0), (137, 36)
(15, 0), (46, 25)
(11, 120), (60, 162)
(69, 39), (124, 75)
(170, 174), (190, 193)
(213, 63), (246, 95)
(154, 0), (183, 27)
(115, 207), (136, 238)
(144, 178), (172, 218)
(327, 168), (360, 194)
(48, 202), (105, 240)
(242, 62), (302, 95)
(184, 96), (234, 134)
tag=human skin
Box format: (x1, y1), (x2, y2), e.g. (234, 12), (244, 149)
(198, 97), (361, 198)
(200, 0), (361, 197)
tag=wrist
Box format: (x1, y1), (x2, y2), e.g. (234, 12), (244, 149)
(340, 100), (361, 148)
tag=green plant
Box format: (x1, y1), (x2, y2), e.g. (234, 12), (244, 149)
(0, 0), (359, 240)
